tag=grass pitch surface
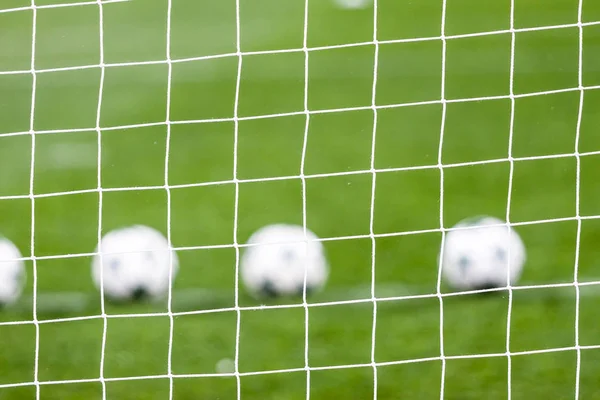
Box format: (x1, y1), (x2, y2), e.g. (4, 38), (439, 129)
(1, 0), (600, 398)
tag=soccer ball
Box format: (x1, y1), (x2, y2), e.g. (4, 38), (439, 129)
(92, 225), (179, 301)
(440, 216), (526, 291)
(241, 224), (329, 298)
(0, 238), (25, 306)
(333, 0), (372, 10)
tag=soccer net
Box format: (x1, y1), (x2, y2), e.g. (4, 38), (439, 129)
(0, 0), (599, 399)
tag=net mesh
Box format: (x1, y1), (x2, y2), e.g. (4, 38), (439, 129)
(0, 0), (599, 399)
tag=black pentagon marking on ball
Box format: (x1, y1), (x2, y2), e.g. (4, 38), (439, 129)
(259, 279), (280, 298)
(474, 282), (500, 290)
(13, 267), (24, 284)
(458, 256), (470, 276)
(109, 259), (120, 272)
(495, 247), (507, 262)
(471, 281), (506, 297)
(282, 248), (296, 264)
(295, 282), (315, 297)
(131, 286), (149, 301)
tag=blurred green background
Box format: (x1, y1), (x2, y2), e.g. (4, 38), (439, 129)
(1, 0), (600, 398)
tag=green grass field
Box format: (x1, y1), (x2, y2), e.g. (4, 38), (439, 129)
(1, 0), (600, 398)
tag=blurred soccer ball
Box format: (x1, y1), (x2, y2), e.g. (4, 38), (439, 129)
(333, 0), (372, 10)
(241, 224), (329, 298)
(441, 216), (526, 291)
(92, 225), (179, 301)
(0, 238), (25, 306)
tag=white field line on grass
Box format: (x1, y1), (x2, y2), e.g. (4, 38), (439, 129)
(2, 279), (600, 326)
(39, 142), (98, 169)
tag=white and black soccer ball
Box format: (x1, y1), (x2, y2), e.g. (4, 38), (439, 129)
(441, 216), (526, 291)
(0, 237), (25, 306)
(92, 225), (179, 301)
(241, 224), (329, 298)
